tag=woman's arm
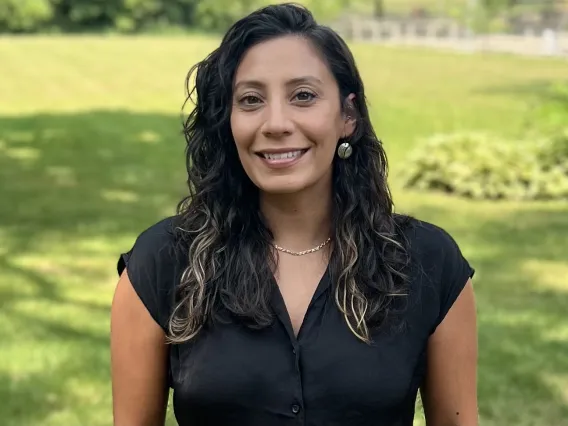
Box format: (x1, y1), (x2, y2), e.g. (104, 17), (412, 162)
(421, 279), (478, 426)
(111, 270), (170, 426)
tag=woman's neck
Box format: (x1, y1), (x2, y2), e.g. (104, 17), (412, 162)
(260, 184), (332, 252)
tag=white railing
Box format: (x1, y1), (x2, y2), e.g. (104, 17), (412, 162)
(332, 17), (568, 57)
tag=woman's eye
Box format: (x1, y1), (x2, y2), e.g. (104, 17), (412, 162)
(240, 95), (262, 106)
(294, 91), (316, 103)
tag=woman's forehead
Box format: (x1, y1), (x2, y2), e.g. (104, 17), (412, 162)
(234, 36), (333, 86)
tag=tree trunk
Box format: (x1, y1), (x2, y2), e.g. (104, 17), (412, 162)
(373, 0), (385, 18)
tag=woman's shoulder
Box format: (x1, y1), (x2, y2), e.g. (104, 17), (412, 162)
(116, 215), (188, 331)
(130, 214), (181, 245)
(398, 216), (475, 333)
(393, 215), (465, 261)
(118, 214), (189, 273)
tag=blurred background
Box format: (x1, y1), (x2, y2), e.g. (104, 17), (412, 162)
(0, 1), (567, 425)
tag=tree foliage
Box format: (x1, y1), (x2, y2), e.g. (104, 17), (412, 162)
(0, 0), (351, 33)
(0, 0), (53, 32)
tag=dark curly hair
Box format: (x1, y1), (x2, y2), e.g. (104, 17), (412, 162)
(169, 3), (412, 344)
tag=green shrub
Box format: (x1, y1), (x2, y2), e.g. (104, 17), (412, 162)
(0, 0), (351, 33)
(402, 131), (568, 201)
(538, 129), (568, 199)
(0, 0), (53, 32)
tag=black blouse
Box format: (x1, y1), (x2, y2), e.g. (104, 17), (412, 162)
(117, 216), (474, 426)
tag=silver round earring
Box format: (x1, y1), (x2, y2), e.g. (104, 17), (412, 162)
(337, 141), (353, 159)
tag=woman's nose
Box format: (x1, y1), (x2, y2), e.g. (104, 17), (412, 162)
(261, 101), (293, 138)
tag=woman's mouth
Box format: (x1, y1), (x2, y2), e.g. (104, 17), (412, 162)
(256, 149), (309, 168)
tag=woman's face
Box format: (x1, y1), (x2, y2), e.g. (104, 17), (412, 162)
(230, 35), (355, 195)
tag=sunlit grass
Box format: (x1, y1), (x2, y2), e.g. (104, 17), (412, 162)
(0, 35), (567, 426)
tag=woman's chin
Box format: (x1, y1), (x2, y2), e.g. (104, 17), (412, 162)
(256, 178), (311, 195)
(259, 184), (307, 195)
(253, 170), (331, 197)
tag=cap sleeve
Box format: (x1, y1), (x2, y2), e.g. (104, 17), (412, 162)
(433, 226), (475, 332)
(410, 221), (475, 335)
(117, 217), (184, 332)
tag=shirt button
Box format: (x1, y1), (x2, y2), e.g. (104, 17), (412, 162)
(291, 404), (301, 414)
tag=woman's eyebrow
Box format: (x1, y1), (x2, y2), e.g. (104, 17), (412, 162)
(234, 76), (323, 91)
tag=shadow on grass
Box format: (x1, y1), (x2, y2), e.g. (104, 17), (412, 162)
(0, 110), (188, 251)
(0, 254), (110, 313)
(0, 109), (188, 300)
(473, 79), (568, 135)
(0, 110), (187, 425)
(474, 79), (568, 104)
(1, 346), (110, 426)
(406, 200), (568, 425)
(1, 367), (67, 426)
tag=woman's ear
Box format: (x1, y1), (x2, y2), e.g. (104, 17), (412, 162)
(342, 93), (357, 138)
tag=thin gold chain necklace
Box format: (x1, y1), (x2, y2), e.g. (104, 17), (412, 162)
(273, 237), (332, 256)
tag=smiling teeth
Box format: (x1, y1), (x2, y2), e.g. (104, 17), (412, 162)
(263, 150), (303, 160)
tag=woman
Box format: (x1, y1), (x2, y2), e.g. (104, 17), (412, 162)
(111, 3), (477, 426)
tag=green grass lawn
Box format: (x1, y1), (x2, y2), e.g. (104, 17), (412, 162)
(0, 35), (567, 426)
